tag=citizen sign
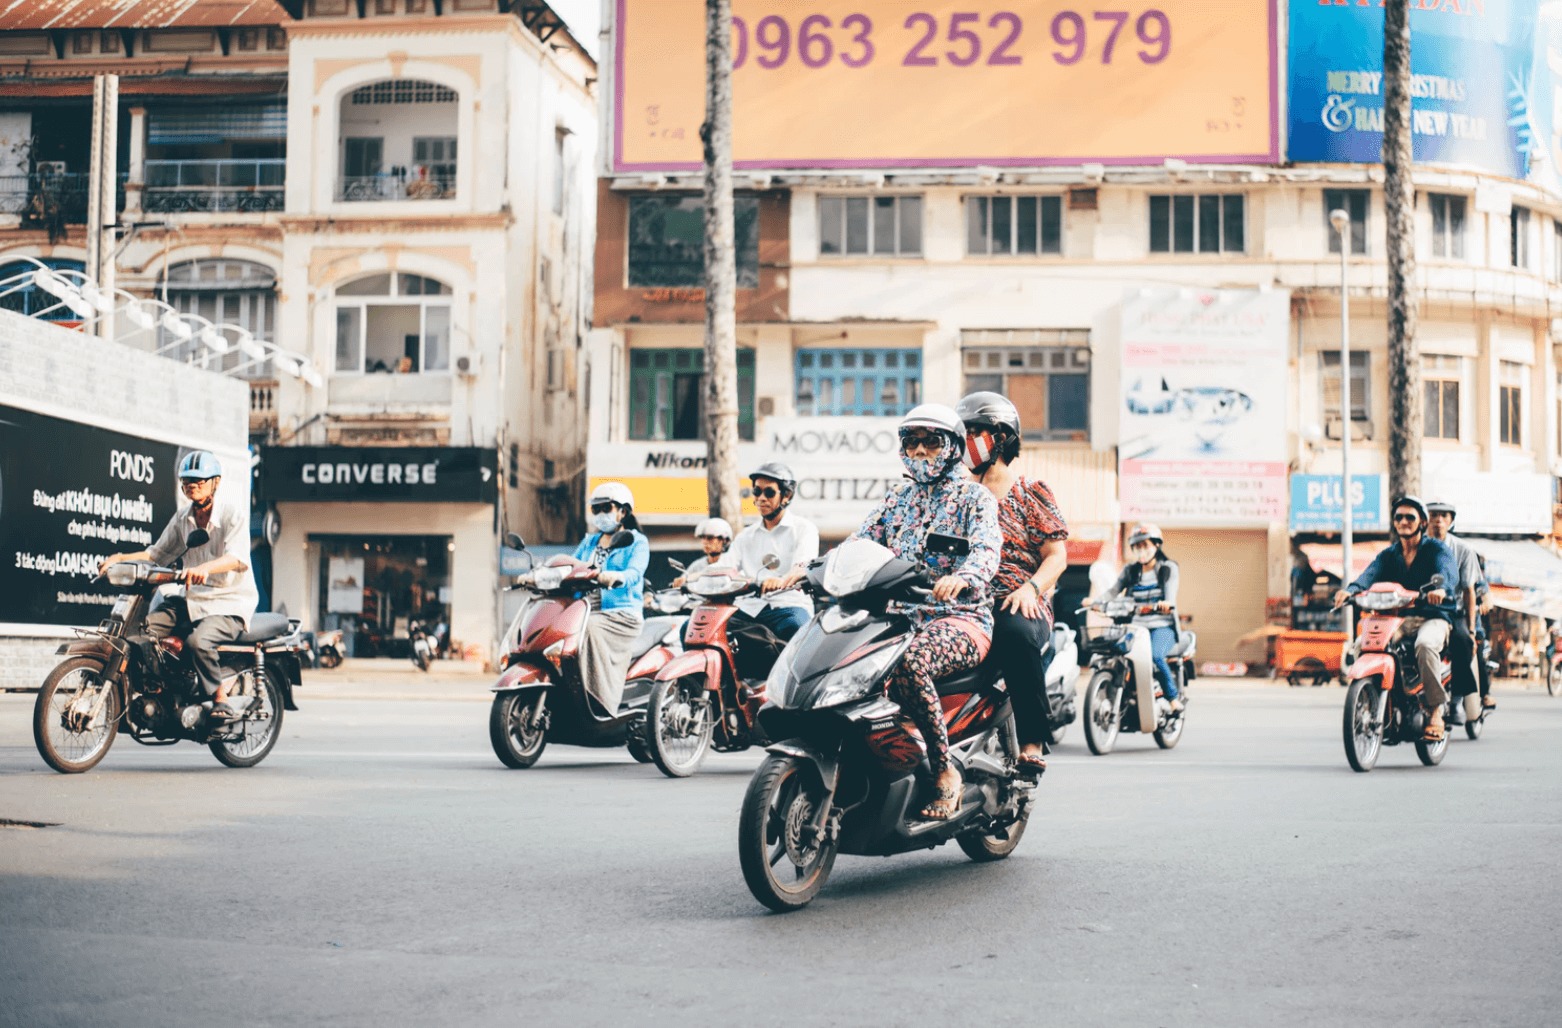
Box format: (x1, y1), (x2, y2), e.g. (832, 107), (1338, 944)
(302, 461), (438, 486)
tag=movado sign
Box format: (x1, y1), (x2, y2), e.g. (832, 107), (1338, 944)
(262, 447), (498, 503)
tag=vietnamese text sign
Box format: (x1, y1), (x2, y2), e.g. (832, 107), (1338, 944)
(614, 0), (1279, 170)
(1117, 289), (1290, 526)
(0, 404), (179, 626)
(1288, 0), (1546, 179)
(1289, 474), (1386, 533)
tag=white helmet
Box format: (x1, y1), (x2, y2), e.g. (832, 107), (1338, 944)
(589, 481), (634, 509)
(694, 517), (733, 540)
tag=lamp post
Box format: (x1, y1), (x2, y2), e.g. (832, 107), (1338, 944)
(1330, 207), (1354, 643)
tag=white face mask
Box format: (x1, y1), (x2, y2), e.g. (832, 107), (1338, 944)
(591, 511), (619, 534)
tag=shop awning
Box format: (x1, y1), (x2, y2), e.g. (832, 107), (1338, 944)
(1300, 542), (1376, 583)
(1464, 538), (1562, 619)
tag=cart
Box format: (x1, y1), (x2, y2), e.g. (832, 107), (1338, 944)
(1274, 629), (1347, 687)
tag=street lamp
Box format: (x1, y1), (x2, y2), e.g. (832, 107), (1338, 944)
(1330, 207), (1354, 643)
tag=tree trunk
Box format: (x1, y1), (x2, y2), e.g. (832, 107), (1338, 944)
(1382, 0), (1420, 498)
(701, 0), (742, 525)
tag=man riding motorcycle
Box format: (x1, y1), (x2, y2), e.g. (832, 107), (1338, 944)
(725, 462), (819, 643)
(1425, 499), (1492, 712)
(97, 450), (258, 720)
(672, 518), (734, 587)
(1334, 495), (1460, 742)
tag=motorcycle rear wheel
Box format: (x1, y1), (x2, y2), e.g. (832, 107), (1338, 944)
(1082, 671), (1120, 756)
(33, 656), (120, 774)
(1464, 715), (1483, 741)
(646, 676), (713, 779)
(1549, 661), (1562, 697)
(209, 667), (285, 768)
(739, 753), (838, 912)
(1154, 709), (1184, 749)
(1342, 677), (1383, 773)
(490, 691), (548, 768)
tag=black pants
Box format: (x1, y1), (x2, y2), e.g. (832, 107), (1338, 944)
(993, 607), (1053, 747)
(1448, 618), (1478, 699)
(146, 600), (245, 696)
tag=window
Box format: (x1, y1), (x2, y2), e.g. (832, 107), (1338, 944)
(411, 137), (457, 185)
(966, 195), (1062, 256)
(1429, 194), (1466, 260)
(627, 194), (759, 288)
(1499, 361), (1525, 446)
(551, 130), (567, 215)
(1324, 189), (1369, 255)
(0, 258), (85, 321)
(629, 348), (756, 441)
(795, 348), (922, 417)
(962, 333), (1091, 441)
(350, 81), (457, 104)
(344, 137), (383, 178)
(161, 259), (278, 376)
(1321, 351), (1371, 435)
(333, 272), (453, 374)
(1148, 194), (1244, 254)
(819, 195), (923, 256)
(1422, 355), (1462, 441)
(1554, 220), (1562, 283)
(1511, 206), (1532, 268)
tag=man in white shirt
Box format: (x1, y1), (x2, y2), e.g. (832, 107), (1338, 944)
(728, 462), (819, 642)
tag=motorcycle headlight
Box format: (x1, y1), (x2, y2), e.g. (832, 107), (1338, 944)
(811, 642), (906, 709)
(533, 566), (567, 591)
(105, 563), (139, 587)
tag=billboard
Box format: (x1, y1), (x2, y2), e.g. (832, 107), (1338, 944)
(261, 447), (499, 504)
(1117, 288), (1290, 526)
(1289, 474), (1386, 533)
(1288, 0), (1549, 179)
(613, 0), (1279, 171)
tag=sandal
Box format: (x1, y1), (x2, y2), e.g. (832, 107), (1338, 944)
(919, 773), (963, 821)
(1481, 696), (1497, 710)
(1015, 752), (1048, 776)
(1422, 720), (1446, 742)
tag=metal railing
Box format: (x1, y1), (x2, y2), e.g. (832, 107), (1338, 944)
(0, 172), (99, 225)
(143, 158), (285, 213)
(249, 379), (279, 431)
(337, 173), (456, 202)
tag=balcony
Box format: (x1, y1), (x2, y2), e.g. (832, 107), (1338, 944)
(250, 379), (278, 436)
(336, 172), (455, 203)
(328, 373), (452, 411)
(144, 159), (285, 214)
(0, 172), (96, 227)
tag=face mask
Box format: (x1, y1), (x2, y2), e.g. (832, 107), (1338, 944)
(963, 430), (995, 471)
(901, 445), (948, 484)
(591, 511), (619, 534)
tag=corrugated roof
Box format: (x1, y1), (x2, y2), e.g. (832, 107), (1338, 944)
(0, 0), (289, 30)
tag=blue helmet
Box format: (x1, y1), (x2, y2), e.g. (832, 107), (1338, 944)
(178, 450), (223, 481)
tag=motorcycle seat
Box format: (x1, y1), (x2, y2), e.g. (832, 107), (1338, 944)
(933, 657), (1003, 697)
(236, 613), (291, 644)
(631, 616), (680, 659)
(1166, 632), (1196, 659)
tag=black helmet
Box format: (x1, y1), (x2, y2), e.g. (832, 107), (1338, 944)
(1392, 495), (1428, 527)
(748, 461), (797, 498)
(956, 391), (1021, 471)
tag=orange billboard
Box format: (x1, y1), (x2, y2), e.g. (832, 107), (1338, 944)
(613, 0), (1278, 171)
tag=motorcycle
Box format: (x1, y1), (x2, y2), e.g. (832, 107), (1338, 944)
(1339, 579), (1454, 771)
(1078, 598), (1195, 755)
(1445, 631), (1495, 741)
(33, 529), (302, 774)
(1547, 630), (1562, 698)
(314, 628), (344, 669)
(1041, 622), (1081, 746)
(409, 619), (446, 670)
(488, 532), (674, 768)
(641, 557), (785, 779)
(737, 538), (1038, 912)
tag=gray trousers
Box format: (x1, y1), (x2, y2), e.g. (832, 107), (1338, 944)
(146, 601), (245, 696)
(1411, 618), (1451, 708)
(579, 608), (642, 715)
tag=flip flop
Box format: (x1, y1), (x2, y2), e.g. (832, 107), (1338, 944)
(1422, 722), (1445, 742)
(918, 776), (963, 821)
(209, 702), (241, 722)
(1015, 752), (1048, 776)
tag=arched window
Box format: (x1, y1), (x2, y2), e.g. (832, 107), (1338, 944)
(0, 257), (85, 321)
(338, 80), (459, 202)
(161, 259), (277, 375)
(333, 271), (452, 374)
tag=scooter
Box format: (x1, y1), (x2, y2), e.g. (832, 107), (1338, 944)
(314, 629), (344, 670)
(737, 538), (1037, 912)
(488, 533), (673, 768)
(1338, 579), (1454, 771)
(641, 557), (783, 779)
(408, 620), (436, 671)
(1078, 598), (1195, 754)
(1042, 622), (1081, 746)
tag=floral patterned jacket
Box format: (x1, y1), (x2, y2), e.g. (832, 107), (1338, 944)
(850, 473), (1002, 634)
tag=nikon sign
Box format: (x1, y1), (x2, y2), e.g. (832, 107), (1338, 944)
(588, 417), (903, 534)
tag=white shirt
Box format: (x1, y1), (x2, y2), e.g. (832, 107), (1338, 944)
(147, 498), (258, 626)
(729, 510), (819, 615)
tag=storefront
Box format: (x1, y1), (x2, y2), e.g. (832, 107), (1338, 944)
(263, 446), (500, 663)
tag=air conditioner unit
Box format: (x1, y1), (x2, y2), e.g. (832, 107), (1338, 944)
(456, 353), (481, 377)
(1068, 187), (1099, 211)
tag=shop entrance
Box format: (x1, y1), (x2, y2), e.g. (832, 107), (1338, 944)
(315, 535), (452, 658)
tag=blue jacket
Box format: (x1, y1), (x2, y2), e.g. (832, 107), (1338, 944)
(572, 531), (649, 613)
(1347, 537), (1459, 622)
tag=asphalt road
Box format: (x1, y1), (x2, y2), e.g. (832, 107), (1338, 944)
(2, 679), (1559, 1028)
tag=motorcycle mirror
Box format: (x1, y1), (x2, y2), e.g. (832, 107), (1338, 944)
(185, 529), (210, 549)
(1427, 574), (1446, 590)
(668, 558), (687, 573)
(609, 529), (636, 550)
(762, 554), (782, 571)
(505, 531), (526, 551)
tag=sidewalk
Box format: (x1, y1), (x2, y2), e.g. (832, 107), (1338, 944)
(301, 658), (494, 702)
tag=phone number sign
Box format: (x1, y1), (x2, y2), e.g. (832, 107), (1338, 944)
(613, 0), (1278, 170)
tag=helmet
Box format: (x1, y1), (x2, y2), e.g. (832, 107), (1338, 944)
(899, 403), (966, 480)
(589, 481), (634, 509)
(1127, 523), (1163, 548)
(1425, 499), (1456, 520)
(748, 461), (798, 497)
(694, 517), (733, 540)
(1392, 494), (1428, 527)
(177, 450), (223, 481)
(956, 391), (1021, 471)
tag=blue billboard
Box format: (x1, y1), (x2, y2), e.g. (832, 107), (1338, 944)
(1290, 474), (1386, 533)
(1288, 0), (1547, 180)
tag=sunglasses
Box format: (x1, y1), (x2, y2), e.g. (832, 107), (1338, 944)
(1392, 513), (1420, 523)
(180, 478), (217, 489)
(590, 502), (617, 514)
(752, 487), (780, 500)
(900, 432), (943, 454)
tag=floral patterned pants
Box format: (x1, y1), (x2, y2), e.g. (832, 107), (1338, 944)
(886, 618), (986, 774)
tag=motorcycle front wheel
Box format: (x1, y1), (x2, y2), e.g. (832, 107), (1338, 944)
(1082, 671), (1121, 756)
(1342, 677), (1384, 772)
(739, 753), (838, 912)
(1415, 708), (1449, 767)
(1464, 715), (1483, 741)
(1549, 661), (1561, 697)
(1154, 708), (1185, 749)
(33, 656), (120, 774)
(209, 667), (285, 768)
(490, 690), (548, 768)
(646, 676), (714, 778)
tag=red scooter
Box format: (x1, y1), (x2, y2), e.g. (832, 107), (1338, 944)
(488, 532), (674, 768)
(642, 558), (783, 778)
(1339, 578), (1453, 771)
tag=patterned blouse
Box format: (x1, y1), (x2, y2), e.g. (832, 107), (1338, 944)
(994, 476), (1070, 618)
(851, 474), (1002, 634)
